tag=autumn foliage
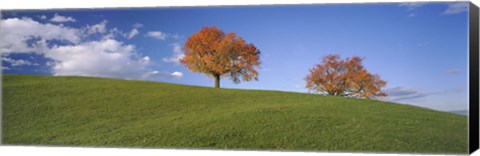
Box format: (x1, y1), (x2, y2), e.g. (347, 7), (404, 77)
(305, 54), (387, 99)
(180, 26), (261, 88)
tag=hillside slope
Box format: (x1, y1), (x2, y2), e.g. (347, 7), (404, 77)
(2, 74), (468, 154)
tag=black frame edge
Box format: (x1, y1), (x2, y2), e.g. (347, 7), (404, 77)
(469, 1), (480, 154)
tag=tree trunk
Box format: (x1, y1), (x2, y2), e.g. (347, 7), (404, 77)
(214, 74), (220, 88)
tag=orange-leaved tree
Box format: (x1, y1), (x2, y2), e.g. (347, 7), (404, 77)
(305, 54), (387, 99)
(180, 26), (261, 88)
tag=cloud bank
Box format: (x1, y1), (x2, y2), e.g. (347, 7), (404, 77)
(1, 17), (182, 80)
(384, 86), (428, 101)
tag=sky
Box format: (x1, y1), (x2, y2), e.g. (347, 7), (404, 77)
(0, 2), (470, 112)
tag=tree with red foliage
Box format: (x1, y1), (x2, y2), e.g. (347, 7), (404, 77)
(180, 26), (261, 88)
(305, 54), (387, 99)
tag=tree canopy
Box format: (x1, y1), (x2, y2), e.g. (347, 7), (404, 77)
(180, 26), (261, 88)
(305, 54), (387, 99)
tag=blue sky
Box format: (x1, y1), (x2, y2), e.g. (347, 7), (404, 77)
(1, 2), (469, 112)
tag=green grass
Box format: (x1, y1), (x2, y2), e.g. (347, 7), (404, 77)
(2, 74), (468, 154)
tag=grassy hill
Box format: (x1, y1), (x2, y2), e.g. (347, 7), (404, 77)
(2, 74), (468, 154)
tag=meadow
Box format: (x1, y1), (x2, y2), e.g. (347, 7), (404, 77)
(2, 74), (468, 154)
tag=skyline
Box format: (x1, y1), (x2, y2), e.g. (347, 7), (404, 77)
(1, 2), (470, 112)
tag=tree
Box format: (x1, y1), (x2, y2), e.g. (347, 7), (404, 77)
(305, 54), (387, 99)
(180, 26), (261, 88)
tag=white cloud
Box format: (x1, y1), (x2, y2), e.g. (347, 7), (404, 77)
(38, 15), (47, 20)
(85, 20), (108, 35)
(50, 13), (76, 23)
(142, 56), (150, 64)
(144, 70), (183, 79)
(146, 31), (167, 40)
(45, 39), (155, 79)
(1, 17), (180, 80)
(2, 57), (36, 66)
(399, 2), (427, 11)
(171, 71), (183, 78)
(443, 2), (469, 14)
(127, 28), (139, 39)
(102, 27), (125, 39)
(126, 23), (142, 39)
(1, 17), (81, 54)
(399, 2), (426, 17)
(162, 42), (185, 64)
